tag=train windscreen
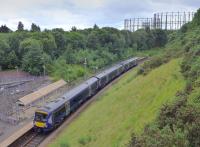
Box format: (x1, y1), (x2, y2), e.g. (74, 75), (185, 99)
(35, 112), (47, 122)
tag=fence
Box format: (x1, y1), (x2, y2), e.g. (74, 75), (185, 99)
(0, 113), (19, 125)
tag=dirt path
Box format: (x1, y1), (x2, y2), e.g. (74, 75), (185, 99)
(39, 59), (146, 147)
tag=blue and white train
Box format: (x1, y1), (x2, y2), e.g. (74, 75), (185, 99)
(33, 57), (138, 132)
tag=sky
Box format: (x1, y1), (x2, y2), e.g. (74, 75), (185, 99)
(0, 0), (198, 31)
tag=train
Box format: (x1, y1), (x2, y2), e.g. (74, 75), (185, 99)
(33, 57), (139, 132)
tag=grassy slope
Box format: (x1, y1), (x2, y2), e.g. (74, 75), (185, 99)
(50, 59), (185, 147)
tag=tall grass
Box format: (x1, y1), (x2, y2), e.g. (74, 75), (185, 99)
(50, 59), (185, 147)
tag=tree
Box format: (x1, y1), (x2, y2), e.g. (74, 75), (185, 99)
(66, 32), (86, 49)
(192, 8), (200, 26)
(134, 29), (149, 50)
(93, 24), (99, 30)
(152, 29), (167, 47)
(0, 25), (11, 33)
(19, 38), (42, 57)
(6, 50), (18, 69)
(145, 26), (151, 33)
(21, 39), (50, 75)
(71, 26), (77, 32)
(8, 33), (27, 59)
(52, 28), (64, 33)
(17, 21), (24, 31)
(87, 31), (100, 49)
(31, 23), (41, 32)
(0, 39), (18, 69)
(41, 33), (57, 58)
(121, 30), (135, 48)
(0, 39), (10, 69)
(52, 30), (66, 56)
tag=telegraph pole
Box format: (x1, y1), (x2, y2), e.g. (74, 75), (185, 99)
(84, 58), (87, 80)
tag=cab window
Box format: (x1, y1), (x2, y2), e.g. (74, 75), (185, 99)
(35, 112), (47, 122)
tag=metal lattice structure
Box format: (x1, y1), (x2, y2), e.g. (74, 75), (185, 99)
(124, 12), (195, 31)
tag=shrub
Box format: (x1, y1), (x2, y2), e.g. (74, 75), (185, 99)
(60, 143), (70, 147)
(47, 58), (87, 82)
(137, 54), (170, 75)
(78, 136), (92, 146)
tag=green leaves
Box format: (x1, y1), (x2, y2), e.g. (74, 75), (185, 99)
(192, 9), (200, 26)
(48, 58), (86, 82)
(0, 39), (18, 69)
(0, 25), (167, 77)
(20, 38), (51, 75)
(31, 23), (41, 32)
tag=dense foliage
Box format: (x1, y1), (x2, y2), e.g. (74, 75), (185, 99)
(129, 8), (200, 147)
(0, 24), (167, 81)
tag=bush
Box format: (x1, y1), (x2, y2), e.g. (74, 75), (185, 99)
(180, 24), (188, 33)
(60, 143), (70, 147)
(137, 54), (170, 75)
(78, 136), (92, 146)
(192, 8), (200, 26)
(152, 29), (167, 47)
(129, 9), (200, 147)
(47, 58), (87, 82)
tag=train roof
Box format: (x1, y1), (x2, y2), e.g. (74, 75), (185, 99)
(36, 77), (98, 113)
(35, 57), (139, 114)
(63, 77), (98, 101)
(95, 64), (122, 78)
(95, 57), (138, 79)
(37, 97), (66, 113)
(85, 77), (98, 84)
(120, 57), (138, 65)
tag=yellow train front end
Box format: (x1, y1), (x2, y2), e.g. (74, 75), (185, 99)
(33, 111), (49, 132)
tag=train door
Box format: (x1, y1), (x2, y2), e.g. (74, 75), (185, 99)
(89, 84), (92, 96)
(65, 101), (70, 116)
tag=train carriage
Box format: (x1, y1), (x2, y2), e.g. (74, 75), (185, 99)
(106, 64), (125, 81)
(85, 77), (99, 96)
(63, 84), (90, 112)
(129, 57), (138, 68)
(33, 57), (139, 132)
(95, 64), (123, 88)
(63, 77), (99, 112)
(95, 72), (109, 88)
(120, 57), (138, 71)
(34, 97), (70, 132)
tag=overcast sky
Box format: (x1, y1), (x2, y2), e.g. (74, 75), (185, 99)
(0, 0), (198, 31)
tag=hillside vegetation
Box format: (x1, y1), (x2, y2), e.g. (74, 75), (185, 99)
(0, 23), (167, 82)
(128, 9), (200, 147)
(49, 9), (200, 147)
(50, 59), (185, 147)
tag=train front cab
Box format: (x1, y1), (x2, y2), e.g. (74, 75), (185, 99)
(33, 110), (53, 132)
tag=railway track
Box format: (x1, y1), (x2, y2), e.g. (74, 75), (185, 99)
(22, 133), (46, 147)
(9, 130), (47, 147)
(8, 57), (147, 147)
